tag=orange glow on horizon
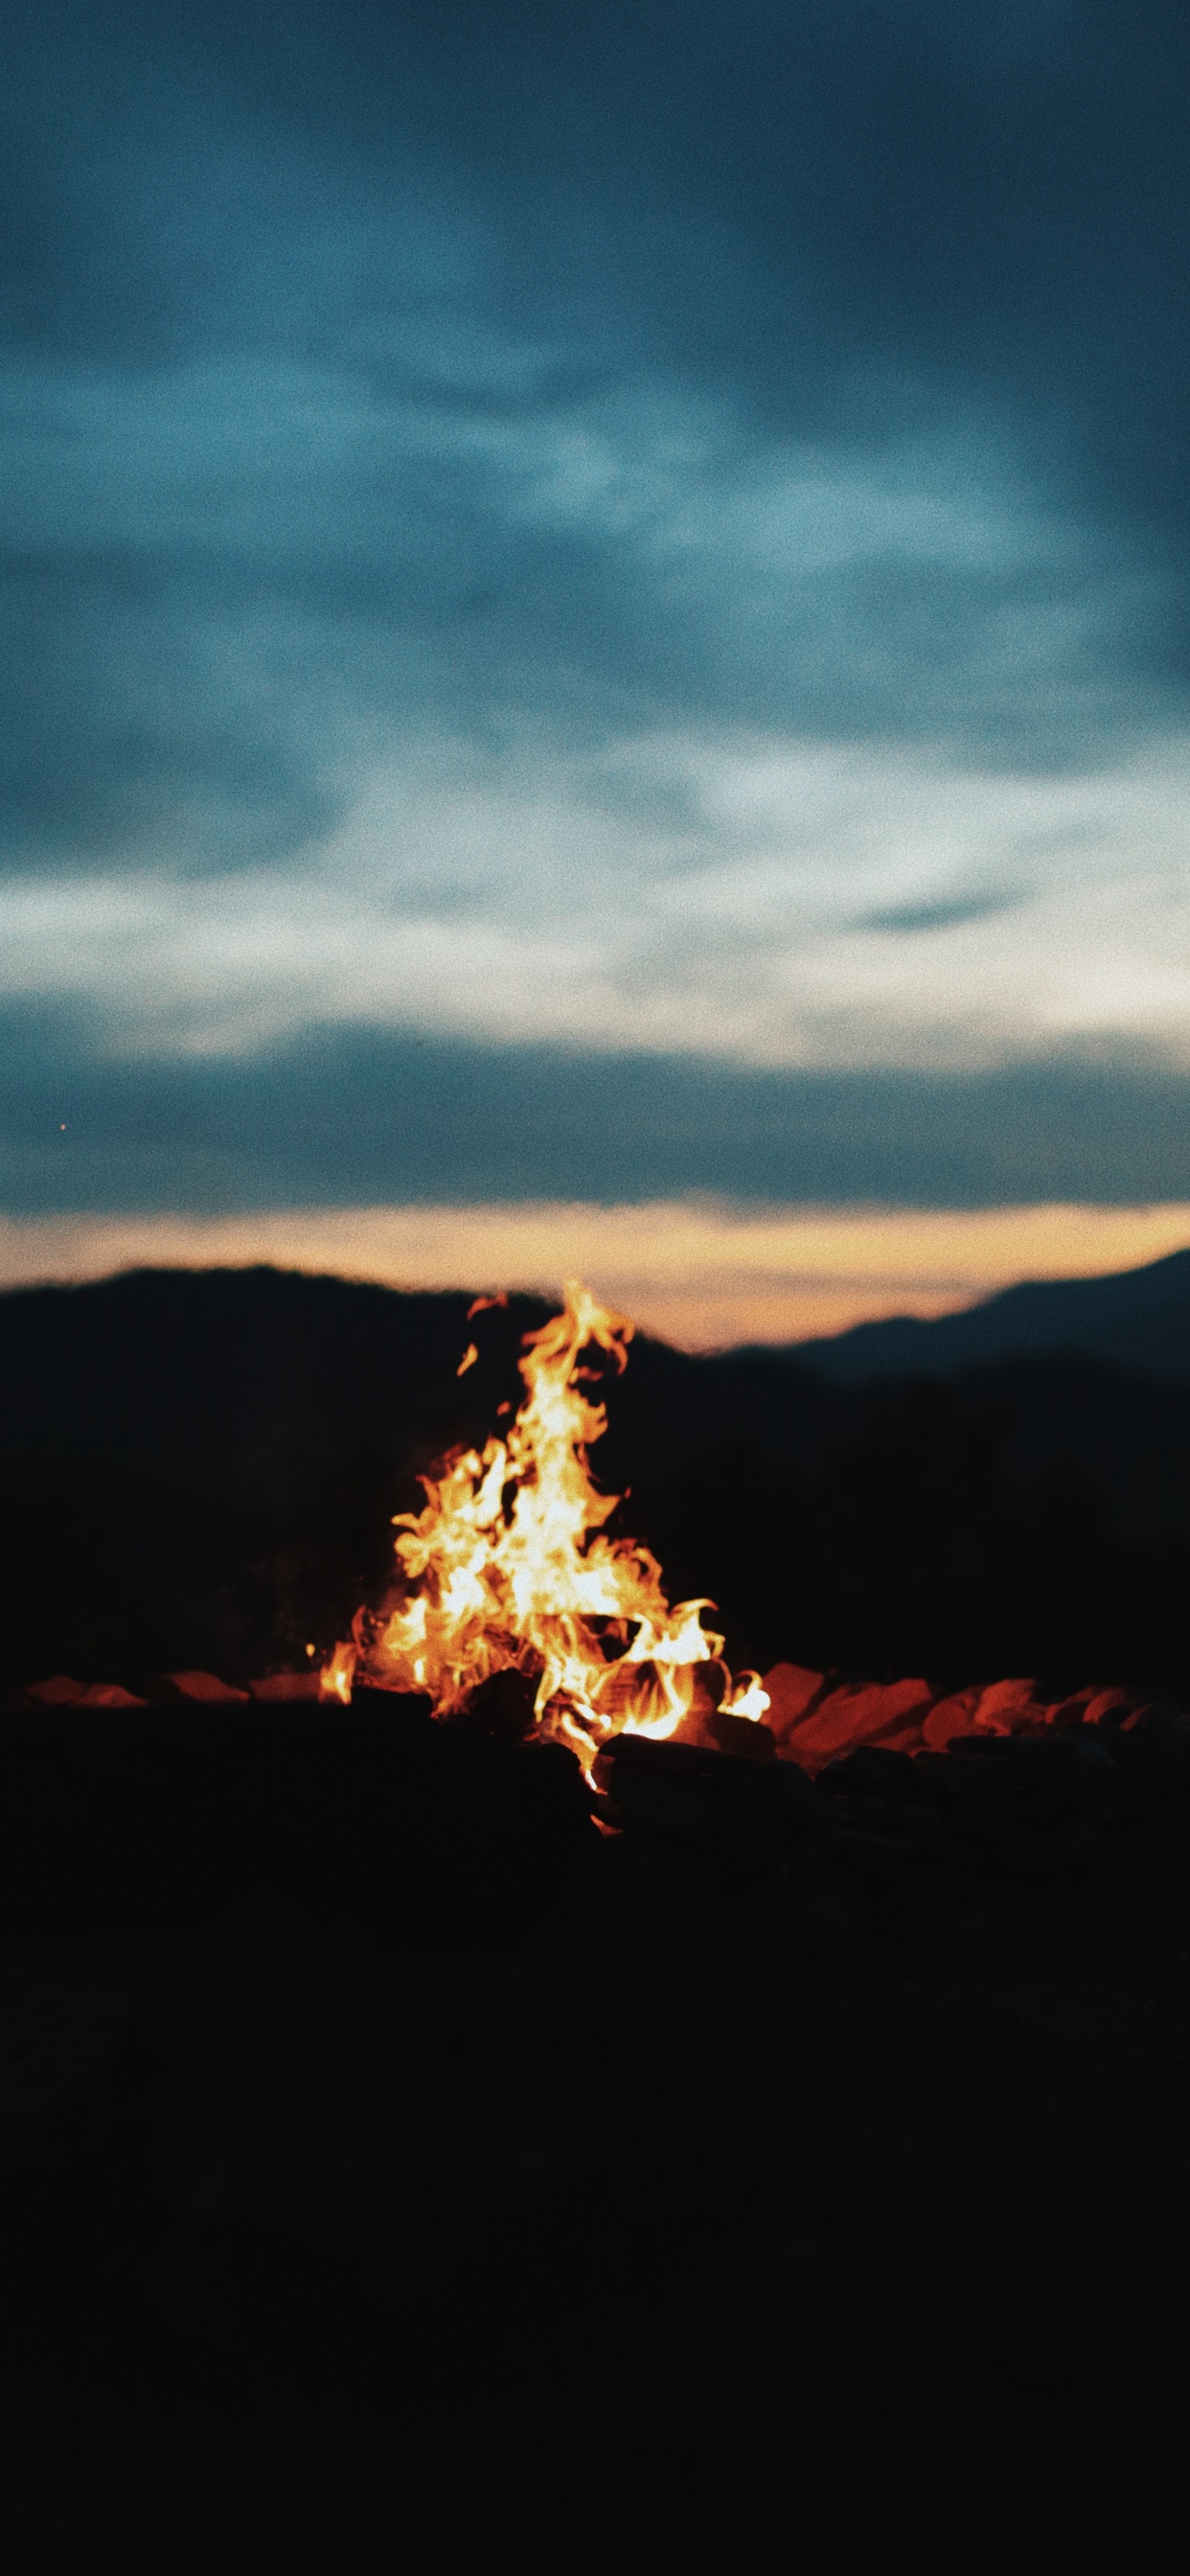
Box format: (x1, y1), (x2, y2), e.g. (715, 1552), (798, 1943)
(1, 1201), (1189, 1348)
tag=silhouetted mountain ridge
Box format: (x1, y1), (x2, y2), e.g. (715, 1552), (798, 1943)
(785, 1244), (1190, 1380)
(3, 1261), (1190, 1698)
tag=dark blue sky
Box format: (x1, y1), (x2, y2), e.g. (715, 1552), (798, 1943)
(5, 2), (1190, 1215)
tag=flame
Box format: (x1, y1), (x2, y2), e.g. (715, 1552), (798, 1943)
(720, 1672), (771, 1724)
(322, 1641), (355, 1706)
(322, 1278), (767, 1767)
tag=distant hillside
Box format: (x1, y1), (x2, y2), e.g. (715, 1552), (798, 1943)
(0, 1266), (855, 1683)
(787, 1244), (1190, 1381)
(4, 1262), (1190, 1698)
(0, 1261), (848, 1498)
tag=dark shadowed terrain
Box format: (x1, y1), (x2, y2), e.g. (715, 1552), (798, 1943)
(2, 1687), (1190, 2570)
(3, 1262), (1190, 2567)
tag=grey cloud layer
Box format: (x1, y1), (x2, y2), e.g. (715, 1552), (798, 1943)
(4, 2), (1189, 877)
(7, 1007), (1190, 1213)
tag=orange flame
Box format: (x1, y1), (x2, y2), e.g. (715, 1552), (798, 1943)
(322, 1278), (767, 1767)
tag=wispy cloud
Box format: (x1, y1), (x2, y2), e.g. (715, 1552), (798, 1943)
(2, 732), (1188, 1070)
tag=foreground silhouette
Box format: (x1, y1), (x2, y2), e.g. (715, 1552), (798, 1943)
(4, 1265), (1190, 2566)
(1, 1681), (1189, 2567)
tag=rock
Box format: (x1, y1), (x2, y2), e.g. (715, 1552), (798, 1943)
(760, 1664), (826, 1738)
(767, 1757), (830, 1825)
(73, 1683), (149, 1710)
(779, 1678), (933, 1771)
(920, 1689), (982, 1750)
(972, 1677), (1051, 1734)
(922, 1678), (1054, 1752)
(19, 1675), (87, 1707)
(1079, 1688), (1135, 1730)
(248, 1672), (323, 1701)
(151, 1670), (250, 1705)
(19, 1676), (149, 1710)
(817, 1746), (923, 1805)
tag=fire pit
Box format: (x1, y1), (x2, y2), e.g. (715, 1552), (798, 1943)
(4, 1279), (1183, 1940)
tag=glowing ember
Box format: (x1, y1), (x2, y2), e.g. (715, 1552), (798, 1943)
(323, 1279), (767, 1769)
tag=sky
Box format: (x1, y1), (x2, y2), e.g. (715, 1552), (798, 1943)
(5, 2), (1190, 1342)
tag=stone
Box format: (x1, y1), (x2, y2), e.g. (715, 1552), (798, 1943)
(920, 1689), (982, 1750)
(779, 1678), (933, 1771)
(19, 1675), (86, 1707)
(767, 1758), (831, 1826)
(1080, 1688), (1134, 1729)
(249, 1672), (323, 1701)
(760, 1663), (826, 1738)
(972, 1677), (1050, 1733)
(73, 1683), (149, 1710)
(151, 1670), (250, 1705)
(817, 1745), (923, 1805)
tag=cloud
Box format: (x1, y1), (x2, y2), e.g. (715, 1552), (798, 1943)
(8, 1007), (1190, 1214)
(2, 731), (1189, 1070)
(3, 339), (1167, 883)
(4, 4), (1190, 884)
(3, 0), (1189, 1189)
(859, 894), (1019, 935)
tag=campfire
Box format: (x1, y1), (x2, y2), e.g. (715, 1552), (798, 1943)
(321, 1279), (769, 1769)
(8, 1275), (1175, 1766)
(314, 1279), (1158, 1773)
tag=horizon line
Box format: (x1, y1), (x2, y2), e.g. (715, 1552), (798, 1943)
(2, 1200), (1188, 1352)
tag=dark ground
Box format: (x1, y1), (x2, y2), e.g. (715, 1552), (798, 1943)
(4, 1264), (1190, 2566)
(1, 1693), (1189, 2570)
